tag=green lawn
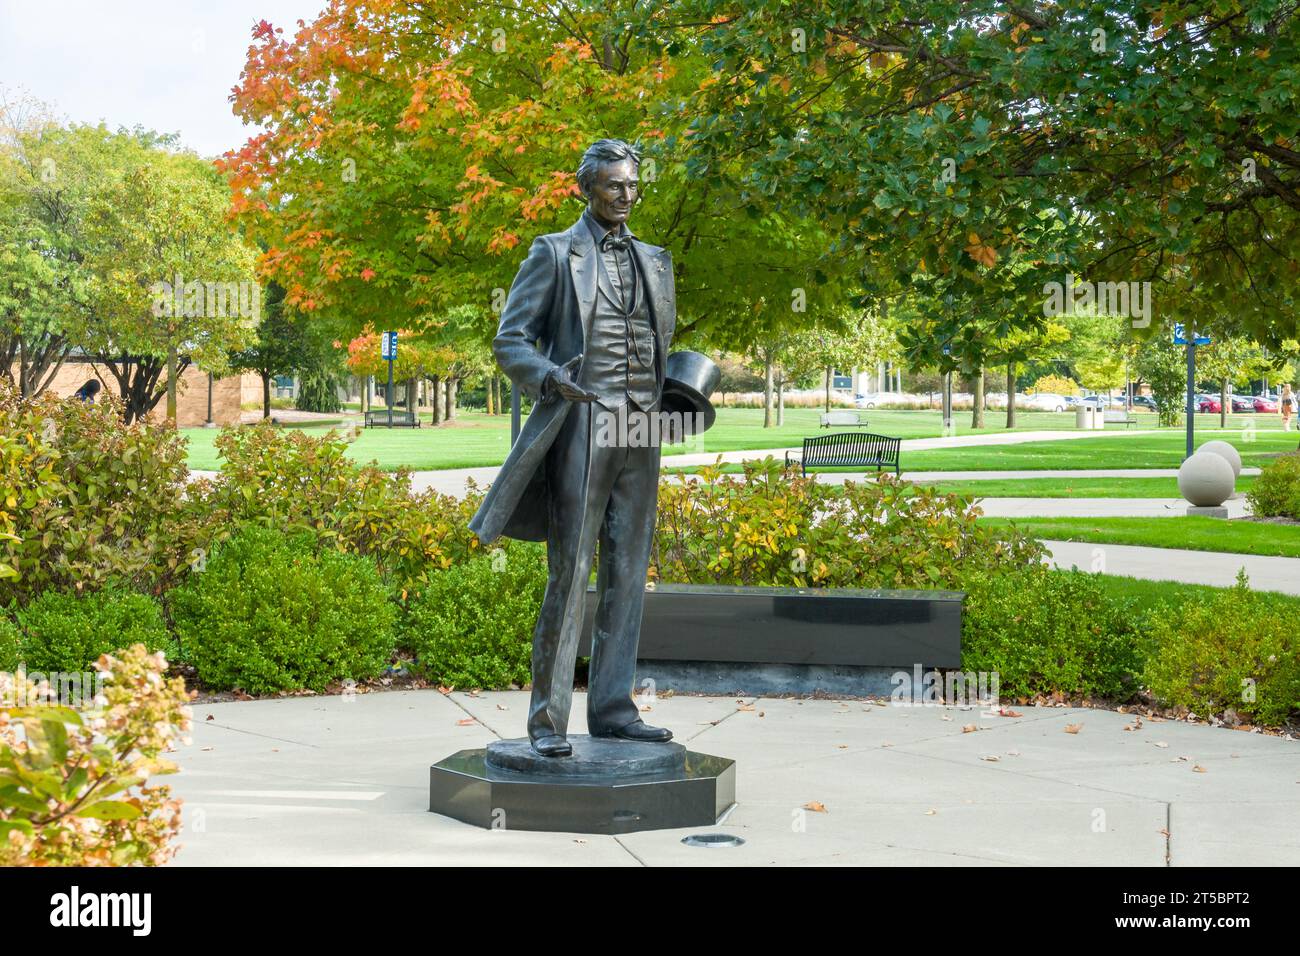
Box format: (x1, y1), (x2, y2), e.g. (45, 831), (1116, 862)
(184, 407), (1085, 471)
(184, 406), (1297, 473)
(980, 515), (1300, 558)
(925, 475), (1258, 498)
(1091, 572), (1300, 606)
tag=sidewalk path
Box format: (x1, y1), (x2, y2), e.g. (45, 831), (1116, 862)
(168, 689), (1298, 866)
(1044, 540), (1300, 595)
(976, 497), (1253, 518)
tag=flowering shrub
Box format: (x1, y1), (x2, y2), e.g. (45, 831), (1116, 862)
(190, 422), (483, 596)
(653, 457), (1044, 589)
(0, 390), (198, 604)
(0, 643), (191, 866)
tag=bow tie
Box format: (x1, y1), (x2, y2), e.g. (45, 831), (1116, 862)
(601, 234), (632, 252)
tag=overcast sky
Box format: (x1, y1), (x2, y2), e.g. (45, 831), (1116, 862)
(0, 0), (327, 158)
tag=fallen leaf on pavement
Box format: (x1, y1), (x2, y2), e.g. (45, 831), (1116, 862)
(1064, 723), (1083, 734)
(456, 718), (476, 726)
(803, 801), (828, 813)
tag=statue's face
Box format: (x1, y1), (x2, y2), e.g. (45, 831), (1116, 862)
(587, 157), (639, 229)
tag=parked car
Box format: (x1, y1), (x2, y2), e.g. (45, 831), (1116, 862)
(1231, 395), (1256, 413)
(1078, 395), (1109, 408)
(1022, 393), (1069, 412)
(1253, 395), (1279, 413)
(1197, 395), (1222, 413)
(1062, 395), (1083, 408)
(1129, 395), (1157, 411)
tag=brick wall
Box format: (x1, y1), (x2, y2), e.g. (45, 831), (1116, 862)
(16, 360), (249, 427)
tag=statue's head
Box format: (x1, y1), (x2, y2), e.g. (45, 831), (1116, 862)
(577, 138), (641, 229)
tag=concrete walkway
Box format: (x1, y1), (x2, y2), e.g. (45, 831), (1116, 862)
(977, 497), (1253, 518)
(168, 689), (1298, 866)
(1044, 540), (1300, 595)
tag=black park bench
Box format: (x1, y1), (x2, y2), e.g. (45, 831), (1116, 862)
(364, 409), (421, 428)
(785, 432), (901, 477)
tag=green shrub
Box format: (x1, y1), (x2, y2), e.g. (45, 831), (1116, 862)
(960, 567), (1144, 700)
(0, 615), (19, 672)
(15, 586), (171, 673)
(654, 457), (1044, 590)
(0, 390), (198, 604)
(403, 541), (548, 689)
(170, 526), (396, 694)
(1245, 453), (1300, 519)
(1142, 571), (1300, 725)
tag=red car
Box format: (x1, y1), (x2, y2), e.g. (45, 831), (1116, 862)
(1197, 396), (1222, 413)
(1253, 396), (1279, 413)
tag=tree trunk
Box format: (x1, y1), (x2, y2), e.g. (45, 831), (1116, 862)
(262, 372), (272, 419)
(166, 343), (179, 424)
(763, 358), (774, 428)
(824, 366), (832, 412)
(1220, 378), (1228, 429)
(486, 375), (496, 416)
(430, 374), (442, 424)
(776, 370), (785, 427)
(972, 368), (985, 428)
(1005, 362), (1017, 428)
(446, 377), (458, 421)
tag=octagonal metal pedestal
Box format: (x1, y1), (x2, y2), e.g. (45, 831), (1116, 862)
(429, 735), (736, 834)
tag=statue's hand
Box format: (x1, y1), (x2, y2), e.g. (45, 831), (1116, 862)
(546, 354), (597, 402)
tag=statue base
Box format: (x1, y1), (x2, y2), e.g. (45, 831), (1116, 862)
(429, 735), (735, 834)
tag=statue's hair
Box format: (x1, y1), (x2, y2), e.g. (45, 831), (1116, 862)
(576, 139), (641, 198)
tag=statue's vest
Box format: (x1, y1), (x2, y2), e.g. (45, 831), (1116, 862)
(578, 243), (659, 411)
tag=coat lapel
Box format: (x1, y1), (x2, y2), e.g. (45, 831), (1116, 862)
(630, 241), (674, 369)
(567, 219), (598, 351)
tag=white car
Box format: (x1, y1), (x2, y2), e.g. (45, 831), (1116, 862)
(1021, 393), (1070, 412)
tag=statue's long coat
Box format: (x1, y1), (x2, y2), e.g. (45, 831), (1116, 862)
(468, 215), (676, 545)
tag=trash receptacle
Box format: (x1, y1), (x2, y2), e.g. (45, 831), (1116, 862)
(1075, 406), (1101, 429)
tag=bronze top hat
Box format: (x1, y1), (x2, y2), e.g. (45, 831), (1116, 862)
(661, 350), (721, 434)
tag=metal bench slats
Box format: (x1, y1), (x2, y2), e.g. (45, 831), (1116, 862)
(785, 432), (900, 476)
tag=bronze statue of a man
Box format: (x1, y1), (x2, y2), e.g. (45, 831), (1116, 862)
(468, 139), (676, 757)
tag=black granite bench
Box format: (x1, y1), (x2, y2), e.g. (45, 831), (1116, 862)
(364, 409), (420, 427)
(579, 583), (962, 696)
(785, 432), (900, 476)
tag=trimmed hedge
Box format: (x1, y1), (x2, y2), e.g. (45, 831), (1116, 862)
(402, 541), (548, 689)
(170, 526), (396, 694)
(0, 615), (19, 672)
(1142, 572), (1300, 726)
(15, 586), (171, 673)
(960, 567), (1144, 701)
(1246, 452), (1300, 519)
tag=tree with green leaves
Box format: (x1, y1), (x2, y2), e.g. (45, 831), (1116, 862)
(81, 136), (258, 423)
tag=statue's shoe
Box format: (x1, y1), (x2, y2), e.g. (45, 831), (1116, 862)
(530, 734), (572, 757)
(603, 720), (673, 743)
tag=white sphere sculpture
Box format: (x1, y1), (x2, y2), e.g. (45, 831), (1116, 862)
(1178, 452), (1235, 506)
(1198, 439), (1242, 479)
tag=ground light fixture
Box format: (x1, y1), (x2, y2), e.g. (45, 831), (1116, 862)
(682, 833), (745, 848)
